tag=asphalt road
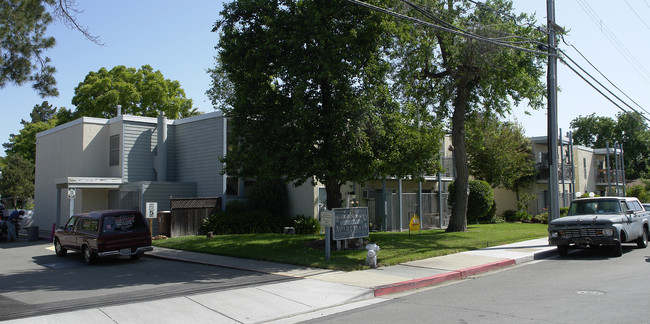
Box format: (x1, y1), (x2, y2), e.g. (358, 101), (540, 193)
(0, 239), (297, 321)
(304, 244), (650, 323)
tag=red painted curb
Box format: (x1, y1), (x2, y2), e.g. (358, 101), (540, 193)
(373, 271), (462, 297)
(372, 259), (516, 297)
(459, 259), (516, 277)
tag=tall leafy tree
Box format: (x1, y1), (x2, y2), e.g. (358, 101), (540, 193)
(466, 114), (535, 194)
(0, 0), (100, 97)
(4, 101), (73, 163)
(571, 112), (650, 179)
(72, 65), (199, 119)
(570, 113), (617, 148)
(389, 0), (546, 231)
(614, 112), (650, 179)
(0, 154), (34, 208)
(212, 0), (442, 210)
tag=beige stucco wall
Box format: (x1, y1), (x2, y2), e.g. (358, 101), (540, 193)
(34, 117), (118, 228)
(287, 180), (319, 218)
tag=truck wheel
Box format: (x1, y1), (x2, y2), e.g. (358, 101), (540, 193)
(611, 243), (623, 257)
(637, 228), (648, 248)
(557, 245), (569, 256)
(54, 238), (67, 257)
(83, 246), (97, 265)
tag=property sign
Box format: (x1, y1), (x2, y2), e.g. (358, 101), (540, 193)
(320, 209), (333, 227)
(145, 202), (158, 219)
(333, 207), (369, 240)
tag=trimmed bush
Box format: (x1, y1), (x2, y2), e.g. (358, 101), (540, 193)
(247, 179), (289, 217)
(448, 180), (495, 223)
(202, 200), (290, 234)
(293, 215), (321, 234)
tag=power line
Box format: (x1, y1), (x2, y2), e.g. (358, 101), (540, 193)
(559, 49), (650, 123)
(624, 0), (650, 30)
(344, 0), (553, 57)
(560, 35), (650, 117)
(575, 0), (650, 84)
(559, 56), (648, 127)
(348, 0), (648, 128)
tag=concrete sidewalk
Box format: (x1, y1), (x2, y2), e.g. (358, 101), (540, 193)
(4, 237), (556, 324)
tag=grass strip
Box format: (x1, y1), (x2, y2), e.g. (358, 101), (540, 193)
(152, 223), (548, 271)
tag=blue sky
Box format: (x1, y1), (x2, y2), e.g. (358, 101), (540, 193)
(1, 1), (649, 157)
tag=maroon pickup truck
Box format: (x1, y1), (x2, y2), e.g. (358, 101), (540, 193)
(54, 210), (153, 264)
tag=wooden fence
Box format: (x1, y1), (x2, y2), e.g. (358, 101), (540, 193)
(169, 197), (222, 237)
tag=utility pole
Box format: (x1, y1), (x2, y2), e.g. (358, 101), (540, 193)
(547, 0), (560, 221)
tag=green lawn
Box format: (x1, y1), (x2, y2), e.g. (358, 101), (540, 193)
(152, 223), (548, 271)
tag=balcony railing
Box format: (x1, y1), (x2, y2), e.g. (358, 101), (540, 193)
(536, 163), (573, 181)
(595, 169), (624, 184)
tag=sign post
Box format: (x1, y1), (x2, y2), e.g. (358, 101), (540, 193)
(320, 209), (333, 261)
(68, 188), (76, 218)
(146, 202), (158, 232)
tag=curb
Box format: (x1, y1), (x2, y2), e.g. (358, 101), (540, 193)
(372, 247), (558, 297)
(372, 259), (515, 297)
(144, 253), (274, 275)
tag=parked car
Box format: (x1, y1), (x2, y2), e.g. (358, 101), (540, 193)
(54, 210), (153, 264)
(643, 203), (650, 211)
(548, 197), (650, 257)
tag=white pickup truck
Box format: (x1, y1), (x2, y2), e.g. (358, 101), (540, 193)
(548, 197), (650, 257)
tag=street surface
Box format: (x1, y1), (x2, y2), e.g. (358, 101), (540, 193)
(0, 240), (296, 321)
(303, 244), (650, 323)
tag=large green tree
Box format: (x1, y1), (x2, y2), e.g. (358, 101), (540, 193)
(571, 112), (650, 179)
(0, 0), (99, 97)
(466, 114), (535, 193)
(212, 0), (442, 210)
(0, 154), (35, 208)
(570, 113), (617, 148)
(72, 65), (199, 119)
(3, 101), (72, 163)
(389, 0), (546, 232)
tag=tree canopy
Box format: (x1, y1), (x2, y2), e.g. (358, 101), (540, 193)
(571, 112), (650, 179)
(3, 101), (72, 163)
(0, 154), (35, 208)
(466, 114), (535, 192)
(72, 65), (199, 119)
(0, 0), (100, 97)
(211, 0), (443, 209)
(388, 0), (546, 231)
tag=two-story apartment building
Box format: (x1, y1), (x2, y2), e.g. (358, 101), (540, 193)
(34, 111), (456, 232)
(526, 136), (625, 215)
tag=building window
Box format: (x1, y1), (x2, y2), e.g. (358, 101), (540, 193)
(583, 158), (587, 179)
(110, 135), (120, 166)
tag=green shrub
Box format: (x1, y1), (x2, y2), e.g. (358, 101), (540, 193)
(202, 200), (290, 234)
(502, 209), (531, 222)
(502, 209), (517, 222)
(293, 215), (321, 234)
(560, 207), (569, 217)
(532, 211), (548, 224)
(247, 179), (289, 217)
(448, 180), (495, 223)
(515, 210), (531, 222)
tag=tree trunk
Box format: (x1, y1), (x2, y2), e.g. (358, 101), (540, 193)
(446, 81), (470, 232)
(325, 177), (343, 210)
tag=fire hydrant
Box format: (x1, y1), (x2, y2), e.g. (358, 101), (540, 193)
(365, 243), (380, 268)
